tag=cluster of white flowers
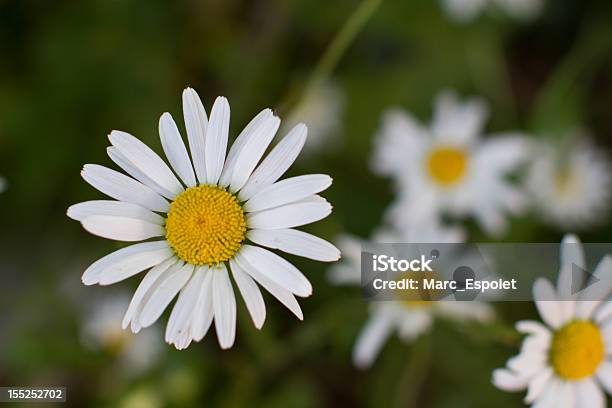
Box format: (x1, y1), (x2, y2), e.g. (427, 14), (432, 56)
(372, 90), (611, 236)
(328, 88), (612, 408)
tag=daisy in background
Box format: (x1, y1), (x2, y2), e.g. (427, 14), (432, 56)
(371, 90), (529, 236)
(527, 138), (611, 230)
(493, 234), (612, 407)
(68, 87), (340, 350)
(81, 293), (163, 376)
(0, 176), (6, 193)
(283, 80), (344, 156)
(440, 0), (544, 23)
(328, 224), (493, 368)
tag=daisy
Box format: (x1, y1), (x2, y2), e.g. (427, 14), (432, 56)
(493, 234), (612, 407)
(328, 227), (493, 368)
(371, 90), (529, 236)
(68, 87), (340, 350)
(81, 293), (163, 375)
(527, 139), (611, 230)
(440, 0), (544, 23)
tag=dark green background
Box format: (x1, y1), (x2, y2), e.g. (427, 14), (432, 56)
(1, 0), (612, 406)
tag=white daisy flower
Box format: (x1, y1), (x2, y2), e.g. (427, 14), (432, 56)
(283, 80), (344, 155)
(527, 140), (611, 230)
(81, 294), (163, 375)
(68, 87), (340, 350)
(441, 0), (544, 23)
(493, 234), (612, 407)
(372, 90), (529, 236)
(328, 228), (493, 368)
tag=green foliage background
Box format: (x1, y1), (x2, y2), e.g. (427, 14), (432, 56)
(1, 0), (612, 406)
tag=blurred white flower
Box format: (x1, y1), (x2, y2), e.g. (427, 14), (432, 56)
(493, 235), (612, 407)
(82, 294), (163, 375)
(328, 227), (493, 368)
(69, 87), (339, 350)
(527, 139), (611, 230)
(283, 80), (343, 155)
(372, 90), (529, 236)
(441, 0), (544, 23)
(0, 176), (6, 193)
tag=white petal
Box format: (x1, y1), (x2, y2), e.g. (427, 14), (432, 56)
(108, 130), (183, 197)
(227, 115), (280, 192)
(247, 229), (340, 262)
(107, 147), (176, 199)
(575, 378), (605, 408)
(182, 87), (208, 184)
(122, 257), (178, 330)
(234, 254), (303, 319)
(533, 278), (563, 328)
(595, 301), (612, 323)
(576, 256), (612, 318)
(492, 368), (528, 391)
(219, 109), (273, 187)
(81, 215), (164, 242)
(192, 267), (214, 341)
(81, 164), (169, 212)
(229, 258), (266, 329)
(506, 351), (546, 376)
(165, 267), (205, 348)
(353, 309), (395, 368)
(237, 245), (312, 296)
(557, 235), (584, 321)
(244, 174), (333, 212)
(596, 361), (612, 395)
(159, 112), (197, 187)
(431, 90), (488, 143)
(238, 123), (307, 201)
(139, 262), (193, 327)
(516, 320), (552, 339)
(82, 241), (173, 285)
(525, 367), (553, 403)
(532, 377), (561, 408)
(67, 200), (164, 224)
(212, 264), (236, 349)
(205, 96), (230, 184)
(246, 196), (332, 230)
(474, 135), (529, 174)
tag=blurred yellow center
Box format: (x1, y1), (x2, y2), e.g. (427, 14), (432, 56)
(165, 185), (246, 265)
(550, 320), (603, 380)
(427, 147), (467, 185)
(395, 272), (439, 308)
(555, 168), (577, 194)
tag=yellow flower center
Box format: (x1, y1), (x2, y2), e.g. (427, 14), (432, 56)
(555, 167), (577, 195)
(426, 146), (468, 186)
(394, 272), (439, 308)
(550, 320), (604, 380)
(165, 185), (246, 265)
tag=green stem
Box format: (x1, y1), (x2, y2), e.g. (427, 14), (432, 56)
(393, 334), (432, 408)
(530, 19), (612, 132)
(308, 0), (383, 88)
(279, 0), (383, 114)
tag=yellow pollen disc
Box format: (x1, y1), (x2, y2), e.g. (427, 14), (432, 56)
(426, 146), (468, 186)
(555, 167), (577, 195)
(550, 320), (604, 380)
(395, 272), (438, 308)
(165, 185), (246, 265)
